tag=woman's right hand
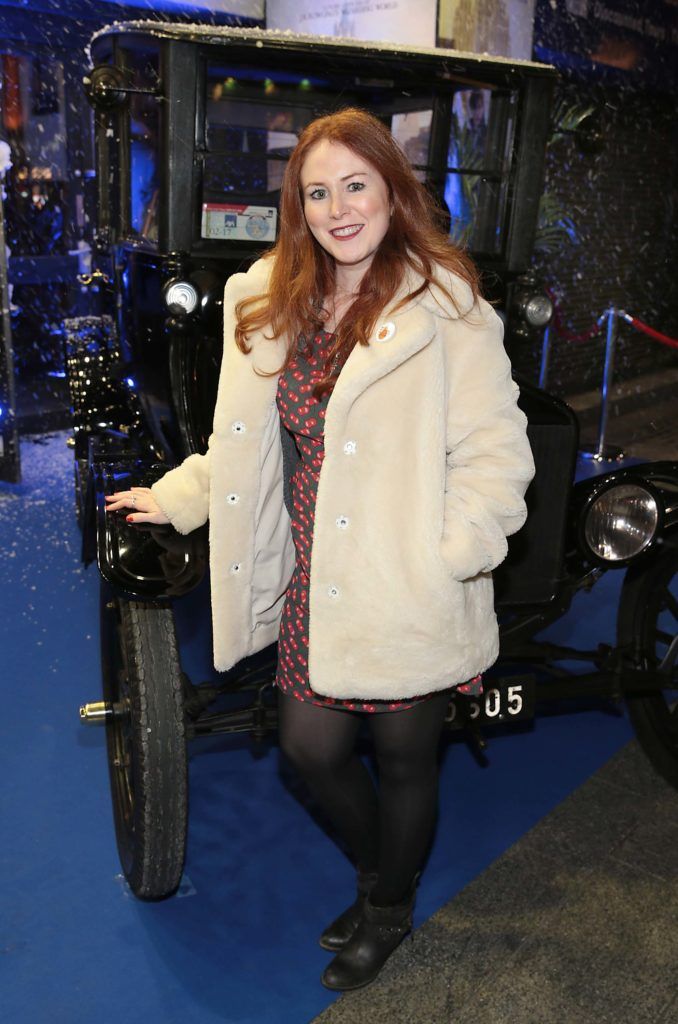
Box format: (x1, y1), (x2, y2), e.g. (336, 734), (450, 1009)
(104, 486), (170, 525)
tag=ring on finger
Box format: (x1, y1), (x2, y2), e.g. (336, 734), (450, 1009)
(131, 494), (137, 506)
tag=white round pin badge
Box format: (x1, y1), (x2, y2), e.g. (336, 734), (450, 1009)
(376, 321), (396, 342)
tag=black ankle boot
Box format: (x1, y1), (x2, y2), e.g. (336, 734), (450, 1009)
(320, 886), (415, 991)
(318, 870), (378, 951)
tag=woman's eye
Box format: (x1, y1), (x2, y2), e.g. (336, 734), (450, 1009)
(309, 188), (327, 200)
(347, 181), (365, 192)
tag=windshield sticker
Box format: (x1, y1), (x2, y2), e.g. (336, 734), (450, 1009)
(201, 203), (277, 242)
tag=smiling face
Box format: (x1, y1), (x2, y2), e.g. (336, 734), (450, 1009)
(300, 139), (391, 284)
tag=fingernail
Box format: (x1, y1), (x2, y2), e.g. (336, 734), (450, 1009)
(126, 516), (133, 522)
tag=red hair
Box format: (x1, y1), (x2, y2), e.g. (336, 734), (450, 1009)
(235, 107), (480, 394)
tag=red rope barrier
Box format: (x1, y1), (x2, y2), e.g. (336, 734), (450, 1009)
(546, 288), (602, 343)
(621, 314), (678, 351)
(551, 316), (602, 343)
(545, 289), (678, 352)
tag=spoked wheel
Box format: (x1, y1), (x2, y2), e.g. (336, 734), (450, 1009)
(618, 543), (678, 788)
(100, 585), (188, 898)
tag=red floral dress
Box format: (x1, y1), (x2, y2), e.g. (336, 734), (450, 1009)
(274, 328), (482, 713)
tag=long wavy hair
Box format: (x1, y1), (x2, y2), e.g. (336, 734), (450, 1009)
(235, 107), (481, 395)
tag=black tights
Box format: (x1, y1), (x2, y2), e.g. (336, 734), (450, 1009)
(278, 689), (451, 906)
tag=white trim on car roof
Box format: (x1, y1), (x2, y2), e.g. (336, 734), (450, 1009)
(88, 21), (555, 74)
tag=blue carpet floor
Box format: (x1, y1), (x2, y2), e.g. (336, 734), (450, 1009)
(1, 434), (634, 1024)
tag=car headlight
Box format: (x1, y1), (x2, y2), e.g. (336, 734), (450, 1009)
(164, 280), (199, 315)
(521, 293), (553, 328)
(584, 483), (659, 562)
(510, 273), (554, 333)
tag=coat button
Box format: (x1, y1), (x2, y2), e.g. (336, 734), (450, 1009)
(327, 585), (340, 599)
(336, 515), (350, 530)
(226, 493), (240, 505)
(231, 420), (246, 435)
(230, 562), (241, 575)
(375, 321), (396, 342)
(343, 440), (357, 455)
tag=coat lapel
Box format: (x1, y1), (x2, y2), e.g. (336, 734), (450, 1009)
(325, 256), (473, 427)
(325, 300), (437, 430)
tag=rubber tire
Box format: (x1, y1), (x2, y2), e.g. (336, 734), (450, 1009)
(617, 542), (678, 789)
(101, 587), (188, 899)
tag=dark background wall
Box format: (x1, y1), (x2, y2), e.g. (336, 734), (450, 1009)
(523, 0), (678, 396)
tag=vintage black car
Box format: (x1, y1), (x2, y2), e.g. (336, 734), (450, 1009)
(68, 22), (678, 902)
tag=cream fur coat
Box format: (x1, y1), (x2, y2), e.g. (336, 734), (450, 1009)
(151, 256), (535, 700)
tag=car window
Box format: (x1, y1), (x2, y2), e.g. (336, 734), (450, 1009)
(130, 90), (159, 243)
(201, 62), (443, 244)
(391, 110), (432, 183)
(121, 42), (160, 244)
(200, 63), (516, 256)
(446, 87), (517, 254)
(201, 66), (318, 242)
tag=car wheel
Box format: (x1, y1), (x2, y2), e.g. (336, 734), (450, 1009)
(617, 541), (678, 788)
(100, 585), (188, 898)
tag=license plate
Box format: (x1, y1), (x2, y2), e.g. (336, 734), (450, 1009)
(445, 674), (536, 730)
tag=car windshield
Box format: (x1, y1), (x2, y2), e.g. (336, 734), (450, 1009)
(200, 61), (516, 256)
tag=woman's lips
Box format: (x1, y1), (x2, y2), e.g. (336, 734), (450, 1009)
(329, 224), (364, 240)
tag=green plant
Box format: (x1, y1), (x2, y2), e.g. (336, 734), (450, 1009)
(533, 100), (594, 255)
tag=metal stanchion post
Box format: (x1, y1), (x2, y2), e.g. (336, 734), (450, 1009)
(538, 324), (551, 390)
(581, 306), (624, 463)
(0, 147), (21, 482)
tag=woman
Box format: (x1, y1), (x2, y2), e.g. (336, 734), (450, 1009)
(105, 108), (534, 991)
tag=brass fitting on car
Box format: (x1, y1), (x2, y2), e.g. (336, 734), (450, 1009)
(79, 701), (118, 724)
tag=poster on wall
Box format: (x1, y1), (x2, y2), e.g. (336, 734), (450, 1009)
(437, 0), (537, 60)
(534, 0), (678, 89)
(98, 0), (264, 16)
(266, 0), (438, 48)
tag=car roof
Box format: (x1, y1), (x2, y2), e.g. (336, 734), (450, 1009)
(89, 21), (556, 77)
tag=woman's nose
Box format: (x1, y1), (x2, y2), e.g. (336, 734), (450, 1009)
(329, 192), (348, 218)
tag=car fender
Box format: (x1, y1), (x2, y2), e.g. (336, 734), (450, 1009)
(89, 456), (208, 600)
